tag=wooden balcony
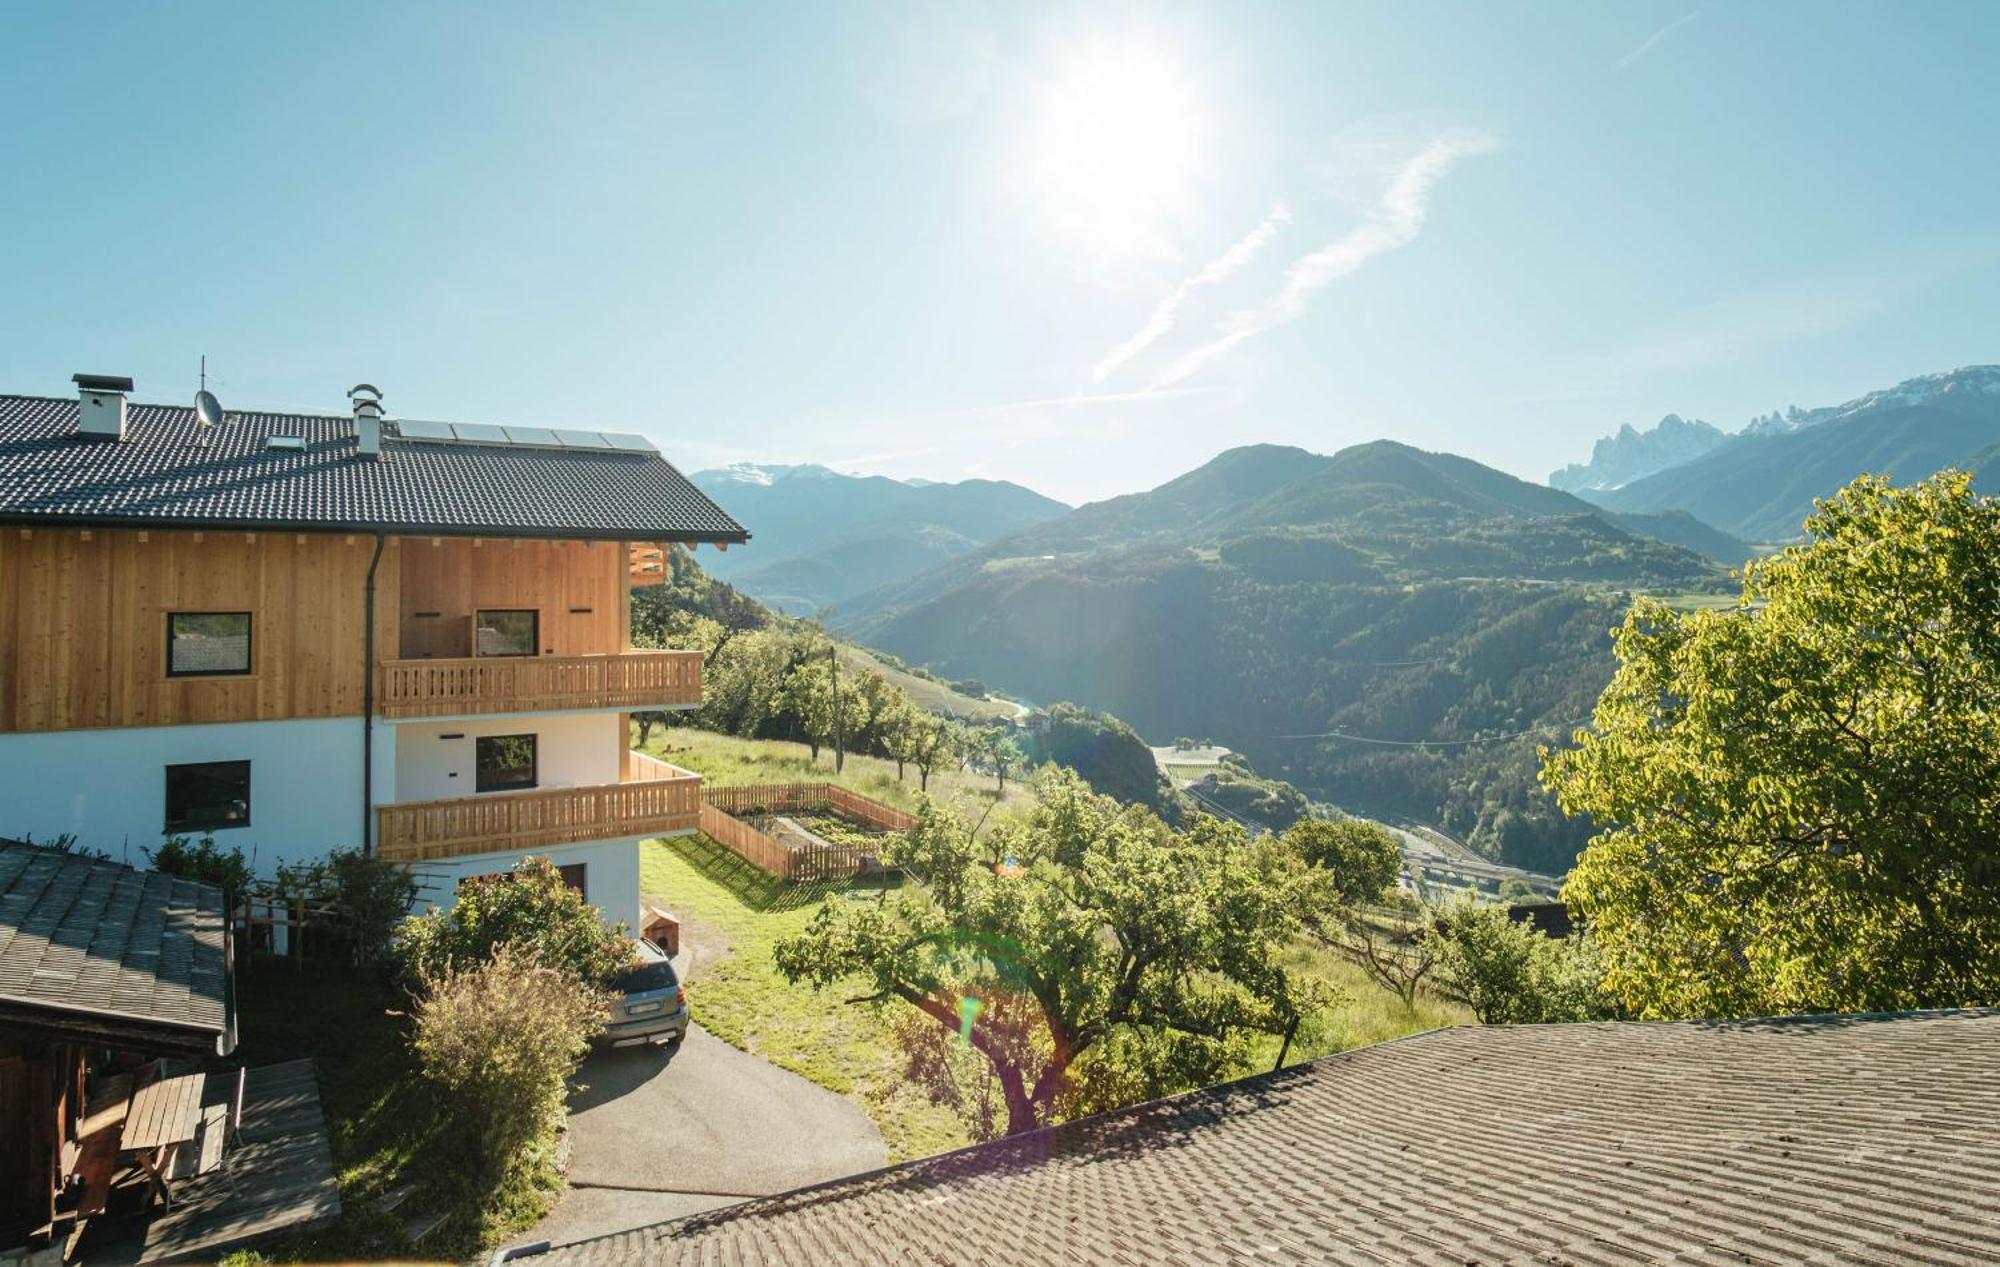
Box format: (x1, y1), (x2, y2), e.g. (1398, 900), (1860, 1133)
(376, 751), (701, 863)
(375, 650), (701, 719)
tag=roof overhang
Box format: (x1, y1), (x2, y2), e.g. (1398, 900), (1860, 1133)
(0, 995), (233, 1058)
(0, 511), (749, 546)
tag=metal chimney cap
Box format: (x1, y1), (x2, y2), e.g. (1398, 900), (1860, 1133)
(73, 373), (135, 392)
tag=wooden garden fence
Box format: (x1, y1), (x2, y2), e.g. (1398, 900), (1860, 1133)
(697, 782), (915, 881)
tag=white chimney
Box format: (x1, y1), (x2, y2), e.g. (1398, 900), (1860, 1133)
(73, 373), (133, 440)
(348, 383), (385, 459)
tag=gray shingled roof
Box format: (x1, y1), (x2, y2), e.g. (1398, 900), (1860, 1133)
(0, 842), (230, 1052)
(517, 1011), (2000, 1266)
(0, 394), (748, 542)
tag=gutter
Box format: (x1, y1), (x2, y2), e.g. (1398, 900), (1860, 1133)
(362, 531), (386, 853)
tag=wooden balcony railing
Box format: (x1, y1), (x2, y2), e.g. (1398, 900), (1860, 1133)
(376, 754), (702, 863)
(376, 650), (701, 719)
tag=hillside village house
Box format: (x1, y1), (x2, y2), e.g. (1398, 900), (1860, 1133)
(0, 375), (747, 929)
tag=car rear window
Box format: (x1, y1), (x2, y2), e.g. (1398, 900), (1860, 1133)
(613, 960), (679, 995)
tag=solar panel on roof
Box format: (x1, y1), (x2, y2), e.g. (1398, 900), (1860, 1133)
(449, 423), (511, 445)
(553, 429), (611, 449)
(503, 426), (563, 447)
(599, 432), (658, 453)
(396, 419), (456, 442)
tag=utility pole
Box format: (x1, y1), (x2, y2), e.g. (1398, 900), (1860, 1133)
(829, 642), (845, 773)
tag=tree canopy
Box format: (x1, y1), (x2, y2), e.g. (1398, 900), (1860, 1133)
(773, 769), (1334, 1137)
(399, 855), (636, 987)
(1545, 472), (2000, 1019)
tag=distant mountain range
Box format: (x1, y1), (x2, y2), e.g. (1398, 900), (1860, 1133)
(1559, 366), (2000, 542)
(834, 440), (1741, 872)
(688, 463), (1068, 614)
(1549, 414), (1727, 493)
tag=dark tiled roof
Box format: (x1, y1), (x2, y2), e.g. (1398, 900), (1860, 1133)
(0, 395), (748, 542)
(523, 1011), (2000, 1266)
(0, 842), (229, 1047)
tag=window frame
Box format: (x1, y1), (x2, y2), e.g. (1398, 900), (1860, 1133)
(164, 759), (252, 832)
(475, 733), (539, 793)
(474, 609), (540, 658)
(165, 611), (254, 678)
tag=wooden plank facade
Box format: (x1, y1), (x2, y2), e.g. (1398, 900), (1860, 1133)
(0, 528), (677, 733)
(0, 528), (392, 732)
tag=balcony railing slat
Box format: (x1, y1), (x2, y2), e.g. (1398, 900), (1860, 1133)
(376, 650), (702, 719)
(376, 753), (702, 863)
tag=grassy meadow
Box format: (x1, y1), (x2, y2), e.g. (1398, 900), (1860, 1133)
(635, 724), (1038, 821)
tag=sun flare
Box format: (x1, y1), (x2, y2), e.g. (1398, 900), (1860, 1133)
(1017, 33), (1215, 261)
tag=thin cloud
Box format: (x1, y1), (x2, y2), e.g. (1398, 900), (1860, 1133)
(1614, 9), (1702, 71)
(1091, 202), (1293, 382)
(1151, 131), (1495, 390)
(972, 385), (1228, 414)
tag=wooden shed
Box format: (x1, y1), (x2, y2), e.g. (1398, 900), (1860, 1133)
(0, 841), (234, 1252)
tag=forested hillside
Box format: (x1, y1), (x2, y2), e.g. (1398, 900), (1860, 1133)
(838, 440), (1733, 871)
(689, 463), (1067, 614)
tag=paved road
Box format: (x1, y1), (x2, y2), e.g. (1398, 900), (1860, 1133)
(529, 1025), (887, 1248)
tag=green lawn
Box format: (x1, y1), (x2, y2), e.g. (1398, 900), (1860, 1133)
(636, 725), (1037, 822)
(641, 834), (975, 1161)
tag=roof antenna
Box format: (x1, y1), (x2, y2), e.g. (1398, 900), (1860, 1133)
(193, 354), (224, 446)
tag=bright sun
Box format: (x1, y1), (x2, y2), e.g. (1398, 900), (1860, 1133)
(1017, 33), (1214, 261)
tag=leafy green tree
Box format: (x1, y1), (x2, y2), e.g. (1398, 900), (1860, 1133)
(1283, 819), (1403, 905)
(977, 727), (1023, 794)
(907, 714), (965, 794)
(398, 856), (635, 987)
(776, 657), (863, 764)
(851, 668), (905, 756)
(1545, 472), (2000, 1019)
(773, 771), (1332, 1136)
(1430, 901), (1611, 1024)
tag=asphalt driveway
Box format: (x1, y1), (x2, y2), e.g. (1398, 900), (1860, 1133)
(529, 1025), (887, 1247)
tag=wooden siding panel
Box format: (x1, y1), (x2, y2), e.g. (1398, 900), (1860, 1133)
(395, 538), (626, 661)
(0, 529), (635, 733)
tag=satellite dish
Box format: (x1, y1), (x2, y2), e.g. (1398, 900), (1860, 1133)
(195, 389), (224, 428)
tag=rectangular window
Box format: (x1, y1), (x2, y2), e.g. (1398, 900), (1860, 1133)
(475, 734), (538, 792)
(166, 612), (252, 677)
(165, 760), (251, 831)
(558, 863), (586, 899)
(475, 609), (538, 657)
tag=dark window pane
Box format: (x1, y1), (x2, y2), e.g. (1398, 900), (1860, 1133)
(167, 612), (252, 676)
(475, 610), (538, 657)
(558, 862), (586, 899)
(476, 734), (537, 792)
(165, 760), (251, 831)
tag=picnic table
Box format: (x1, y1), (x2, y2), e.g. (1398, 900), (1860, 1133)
(123, 1073), (208, 1209)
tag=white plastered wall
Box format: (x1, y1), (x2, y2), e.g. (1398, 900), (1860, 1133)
(389, 712), (623, 803)
(0, 717), (370, 873)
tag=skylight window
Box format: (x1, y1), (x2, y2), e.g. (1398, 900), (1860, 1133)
(266, 435), (306, 451)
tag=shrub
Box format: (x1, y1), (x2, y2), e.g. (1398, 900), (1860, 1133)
(278, 848), (420, 965)
(397, 856), (634, 986)
(146, 833), (253, 894)
(1285, 819), (1402, 905)
(1431, 902), (1612, 1024)
(410, 945), (606, 1199)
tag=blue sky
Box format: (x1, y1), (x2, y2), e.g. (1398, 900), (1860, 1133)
(3, 2), (1995, 505)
